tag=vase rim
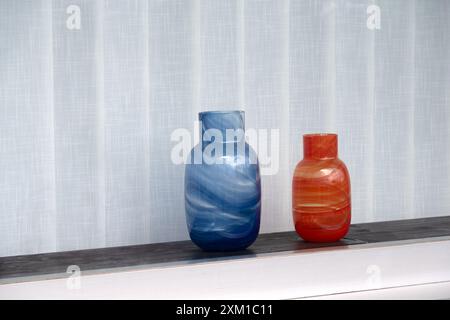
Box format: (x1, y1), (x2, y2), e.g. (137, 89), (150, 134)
(199, 110), (244, 116)
(303, 133), (337, 138)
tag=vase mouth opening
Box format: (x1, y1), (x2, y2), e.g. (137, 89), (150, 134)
(303, 133), (338, 159)
(303, 133), (337, 138)
(199, 110), (244, 118)
(199, 110), (245, 127)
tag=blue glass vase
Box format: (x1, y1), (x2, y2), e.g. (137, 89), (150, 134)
(185, 110), (261, 251)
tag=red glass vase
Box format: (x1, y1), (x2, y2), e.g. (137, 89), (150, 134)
(292, 134), (351, 242)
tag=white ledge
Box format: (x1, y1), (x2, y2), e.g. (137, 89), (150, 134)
(1, 236), (450, 299)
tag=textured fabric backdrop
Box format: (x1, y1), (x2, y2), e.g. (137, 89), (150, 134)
(1, 0), (449, 257)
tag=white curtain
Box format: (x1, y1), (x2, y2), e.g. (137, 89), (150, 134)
(1, 0), (449, 257)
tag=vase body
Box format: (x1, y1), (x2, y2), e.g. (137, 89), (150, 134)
(185, 110), (261, 251)
(292, 134), (351, 242)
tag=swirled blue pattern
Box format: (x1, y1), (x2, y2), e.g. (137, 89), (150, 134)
(185, 111), (261, 251)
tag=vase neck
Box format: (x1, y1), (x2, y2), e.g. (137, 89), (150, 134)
(199, 110), (245, 144)
(303, 133), (338, 159)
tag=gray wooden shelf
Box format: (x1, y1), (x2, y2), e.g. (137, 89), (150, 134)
(1, 216), (450, 283)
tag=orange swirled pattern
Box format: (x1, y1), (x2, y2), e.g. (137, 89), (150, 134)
(292, 134), (351, 242)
